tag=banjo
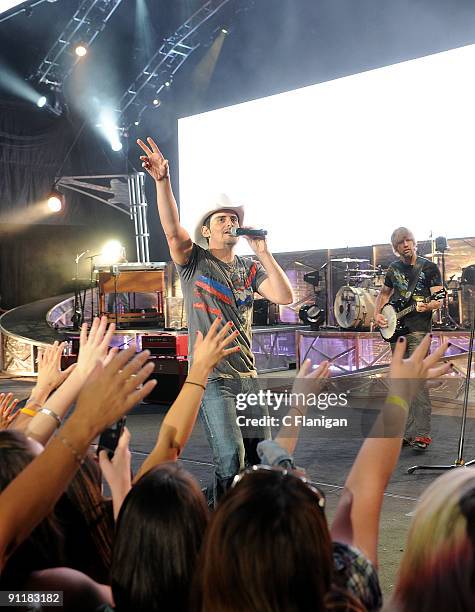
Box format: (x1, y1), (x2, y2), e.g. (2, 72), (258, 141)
(379, 289), (446, 342)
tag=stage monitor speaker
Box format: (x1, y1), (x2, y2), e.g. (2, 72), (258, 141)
(253, 299), (279, 326)
(146, 357), (188, 404)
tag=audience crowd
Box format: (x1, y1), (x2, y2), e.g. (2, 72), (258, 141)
(0, 316), (467, 611)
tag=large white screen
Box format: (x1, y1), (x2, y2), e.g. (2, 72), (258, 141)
(178, 45), (475, 254)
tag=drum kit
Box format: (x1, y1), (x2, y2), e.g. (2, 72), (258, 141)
(330, 258), (384, 330)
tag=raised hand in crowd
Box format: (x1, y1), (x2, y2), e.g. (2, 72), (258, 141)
(134, 317), (240, 482)
(272, 358), (331, 456)
(98, 427), (132, 520)
(25, 317), (117, 445)
(387, 334), (452, 403)
(330, 334), (451, 567)
(0, 345), (155, 573)
(11, 341), (77, 433)
(0, 393), (20, 430)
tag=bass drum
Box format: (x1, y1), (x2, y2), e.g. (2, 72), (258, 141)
(334, 286), (378, 329)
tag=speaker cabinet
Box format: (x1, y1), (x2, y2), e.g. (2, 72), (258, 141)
(146, 357), (189, 404)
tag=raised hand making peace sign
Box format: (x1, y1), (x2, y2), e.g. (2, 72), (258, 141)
(137, 137), (170, 182)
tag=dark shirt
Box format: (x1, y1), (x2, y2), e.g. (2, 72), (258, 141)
(384, 256), (442, 333)
(176, 243), (268, 379)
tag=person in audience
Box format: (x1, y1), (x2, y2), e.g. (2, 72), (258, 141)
(388, 468), (475, 612)
(107, 463), (208, 612)
(196, 334), (451, 611)
(0, 341), (156, 608)
(56, 454), (114, 584)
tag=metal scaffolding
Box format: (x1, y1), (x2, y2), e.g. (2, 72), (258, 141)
(31, 0), (124, 88)
(58, 173), (150, 263)
(119, 0), (232, 128)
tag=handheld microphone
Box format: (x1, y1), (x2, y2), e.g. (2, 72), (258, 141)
(230, 227), (268, 238)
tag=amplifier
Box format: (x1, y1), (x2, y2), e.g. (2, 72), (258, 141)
(252, 299), (279, 326)
(146, 357), (189, 404)
(141, 333), (188, 357)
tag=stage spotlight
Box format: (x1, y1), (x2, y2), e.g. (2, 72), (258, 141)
(101, 240), (125, 264)
(37, 95), (47, 108)
(299, 304), (325, 329)
(75, 44), (88, 57)
(134, 120), (140, 126)
(165, 81), (171, 87)
(152, 98), (161, 106)
(98, 109), (123, 152)
(221, 27), (229, 35)
(47, 189), (64, 213)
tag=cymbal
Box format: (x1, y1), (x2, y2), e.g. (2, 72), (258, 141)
(347, 274), (375, 279)
(331, 257), (370, 263)
(346, 268), (377, 274)
(423, 252), (455, 258)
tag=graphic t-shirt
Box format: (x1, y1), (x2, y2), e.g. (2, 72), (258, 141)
(176, 244), (268, 379)
(384, 256), (442, 333)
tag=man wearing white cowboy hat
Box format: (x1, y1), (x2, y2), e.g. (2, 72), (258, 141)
(138, 136), (294, 504)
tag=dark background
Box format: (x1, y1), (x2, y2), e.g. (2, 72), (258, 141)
(1, 0), (475, 307)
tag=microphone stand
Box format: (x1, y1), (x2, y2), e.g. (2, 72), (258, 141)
(72, 250), (89, 330)
(407, 305), (475, 474)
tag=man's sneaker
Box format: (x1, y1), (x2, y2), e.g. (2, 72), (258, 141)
(413, 436), (432, 451)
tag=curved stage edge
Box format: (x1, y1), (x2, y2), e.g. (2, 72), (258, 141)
(0, 294), (472, 414)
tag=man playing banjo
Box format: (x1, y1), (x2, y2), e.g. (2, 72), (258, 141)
(374, 227), (443, 451)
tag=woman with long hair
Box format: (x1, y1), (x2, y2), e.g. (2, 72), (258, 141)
(109, 462), (209, 612)
(389, 468), (475, 612)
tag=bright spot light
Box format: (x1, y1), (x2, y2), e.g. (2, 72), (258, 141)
(165, 81), (170, 87)
(47, 195), (63, 212)
(152, 98), (160, 106)
(221, 27), (229, 34)
(75, 44), (88, 57)
(101, 240), (124, 264)
(98, 109), (122, 153)
(37, 96), (47, 108)
(134, 120), (140, 126)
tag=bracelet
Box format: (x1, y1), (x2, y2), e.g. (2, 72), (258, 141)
(20, 407), (37, 417)
(57, 434), (85, 465)
(386, 394), (409, 411)
(39, 407), (62, 428)
(184, 380), (206, 392)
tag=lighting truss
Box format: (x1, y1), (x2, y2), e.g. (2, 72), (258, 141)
(31, 0), (124, 89)
(119, 0), (232, 129)
(58, 173), (150, 263)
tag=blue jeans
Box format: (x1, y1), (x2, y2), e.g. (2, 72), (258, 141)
(391, 331), (432, 439)
(200, 377), (271, 505)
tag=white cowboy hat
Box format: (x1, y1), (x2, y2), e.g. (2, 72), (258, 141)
(193, 193), (245, 249)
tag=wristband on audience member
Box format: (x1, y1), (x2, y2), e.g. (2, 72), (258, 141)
(20, 407), (37, 417)
(57, 434), (85, 464)
(184, 380), (206, 392)
(39, 407), (62, 428)
(386, 395), (409, 411)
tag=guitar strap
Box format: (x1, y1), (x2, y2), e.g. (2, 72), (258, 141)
(403, 260), (423, 305)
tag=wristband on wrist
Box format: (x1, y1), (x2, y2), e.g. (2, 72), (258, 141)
(20, 407), (37, 417)
(38, 407), (62, 428)
(386, 394), (409, 411)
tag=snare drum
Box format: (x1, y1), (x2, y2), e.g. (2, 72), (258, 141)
(334, 286), (378, 329)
